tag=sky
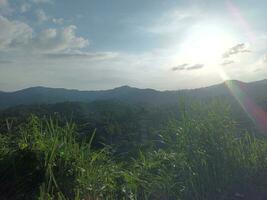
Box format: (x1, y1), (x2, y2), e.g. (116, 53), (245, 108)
(0, 0), (267, 91)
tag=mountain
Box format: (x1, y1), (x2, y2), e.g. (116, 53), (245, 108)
(0, 79), (267, 109)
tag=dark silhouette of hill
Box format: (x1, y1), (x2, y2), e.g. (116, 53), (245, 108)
(0, 79), (267, 109)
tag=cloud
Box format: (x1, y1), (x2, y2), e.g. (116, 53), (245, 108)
(35, 9), (49, 22)
(0, 0), (12, 15)
(172, 63), (204, 71)
(35, 9), (65, 25)
(31, 0), (52, 4)
(172, 63), (188, 71)
(52, 18), (64, 25)
(254, 68), (261, 72)
(0, 16), (89, 54)
(0, 0), (8, 8)
(20, 3), (31, 13)
(263, 54), (267, 63)
(222, 43), (250, 58)
(139, 8), (199, 35)
(221, 60), (235, 66)
(0, 15), (33, 49)
(187, 64), (204, 70)
(31, 26), (89, 52)
(0, 59), (12, 64)
(44, 51), (118, 60)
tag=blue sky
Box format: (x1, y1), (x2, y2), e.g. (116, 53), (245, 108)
(0, 0), (267, 91)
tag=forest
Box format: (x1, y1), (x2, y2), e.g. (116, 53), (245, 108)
(1, 87), (267, 199)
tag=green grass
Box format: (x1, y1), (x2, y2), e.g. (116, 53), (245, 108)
(1, 102), (267, 199)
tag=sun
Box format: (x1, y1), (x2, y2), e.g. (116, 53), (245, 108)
(178, 24), (235, 65)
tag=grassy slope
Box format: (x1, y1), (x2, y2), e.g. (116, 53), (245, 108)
(0, 103), (267, 199)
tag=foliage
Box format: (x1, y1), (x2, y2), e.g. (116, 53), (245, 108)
(0, 102), (267, 199)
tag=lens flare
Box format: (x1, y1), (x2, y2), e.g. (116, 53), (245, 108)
(226, 0), (255, 43)
(217, 1), (267, 134)
(218, 69), (267, 134)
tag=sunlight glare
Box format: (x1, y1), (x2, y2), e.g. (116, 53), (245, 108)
(179, 24), (235, 65)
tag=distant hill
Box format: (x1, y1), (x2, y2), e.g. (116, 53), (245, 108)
(0, 79), (267, 109)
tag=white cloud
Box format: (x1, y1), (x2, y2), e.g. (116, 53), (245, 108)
(35, 9), (64, 25)
(36, 9), (49, 22)
(0, 15), (33, 49)
(0, 16), (89, 54)
(263, 54), (267, 63)
(52, 18), (64, 25)
(20, 3), (31, 13)
(31, 25), (89, 52)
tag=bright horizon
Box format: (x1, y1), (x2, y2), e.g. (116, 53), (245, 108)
(1, 78), (266, 93)
(0, 0), (267, 91)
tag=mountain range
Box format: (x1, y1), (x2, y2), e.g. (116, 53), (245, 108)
(0, 79), (267, 109)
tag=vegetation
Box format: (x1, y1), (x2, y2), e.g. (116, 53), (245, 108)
(1, 101), (267, 199)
